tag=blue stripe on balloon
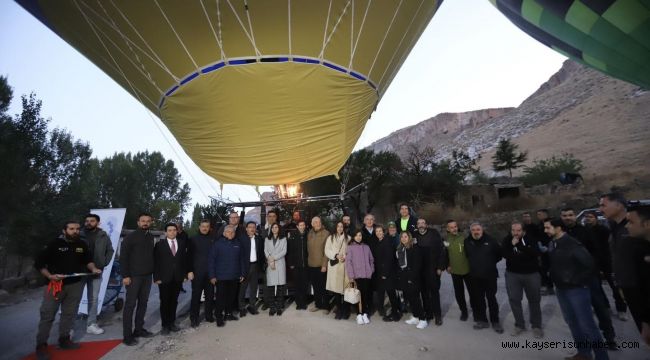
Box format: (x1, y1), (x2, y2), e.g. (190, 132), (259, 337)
(159, 56), (376, 109)
(165, 85), (179, 96)
(350, 71), (366, 81)
(292, 57), (320, 64)
(180, 72), (199, 85)
(323, 62), (346, 73)
(201, 62), (225, 73)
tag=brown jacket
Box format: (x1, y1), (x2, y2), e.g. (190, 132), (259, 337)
(307, 228), (330, 268)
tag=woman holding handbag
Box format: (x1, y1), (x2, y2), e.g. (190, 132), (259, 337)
(346, 229), (375, 325)
(325, 222), (350, 320)
(397, 231), (427, 329)
(264, 223), (287, 316)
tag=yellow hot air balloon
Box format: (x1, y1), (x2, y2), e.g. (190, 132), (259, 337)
(17, 0), (442, 185)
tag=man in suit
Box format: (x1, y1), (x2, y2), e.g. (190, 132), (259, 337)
(154, 223), (190, 334)
(239, 221), (265, 316)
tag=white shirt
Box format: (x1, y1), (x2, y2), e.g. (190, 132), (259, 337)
(249, 236), (257, 262)
(167, 238), (177, 255)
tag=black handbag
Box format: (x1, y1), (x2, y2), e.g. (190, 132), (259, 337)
(328, 235), (344, 267)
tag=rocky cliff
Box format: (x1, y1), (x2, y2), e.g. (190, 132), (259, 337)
(366, 60), (650, 177)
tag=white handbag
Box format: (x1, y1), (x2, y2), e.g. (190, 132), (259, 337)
(344, 281), (361, 304)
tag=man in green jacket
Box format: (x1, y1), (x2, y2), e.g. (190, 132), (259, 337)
(444, 219), (471, 321)
(81, 213), (115, 335)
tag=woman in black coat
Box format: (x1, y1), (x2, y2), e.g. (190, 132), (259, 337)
(396, 231), (427, 329)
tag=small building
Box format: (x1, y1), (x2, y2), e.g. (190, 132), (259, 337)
(455, 181), (525, 210)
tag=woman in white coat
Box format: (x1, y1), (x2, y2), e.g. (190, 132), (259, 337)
(325, 221), (350, 320)
(265, 223), (287, 316)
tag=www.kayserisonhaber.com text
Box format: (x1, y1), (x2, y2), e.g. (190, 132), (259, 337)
(501, 340), (640, 351)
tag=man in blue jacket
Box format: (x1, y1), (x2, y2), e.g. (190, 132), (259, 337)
(209, 225), (246, 327)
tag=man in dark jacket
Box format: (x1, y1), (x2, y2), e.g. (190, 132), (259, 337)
(120, 213), (156, 346)
(502, 222), (542, 338)
(522, 212), (540, 241)
(342, 215), (354, 236)
(284, 210), (302, 234)
(625, 204), (650, 346)
(81, 213), (115, 335)
(175, 221), (190, 294)
(536, 209), (554, 295)
(287, 220), (310, 309)
(396, 203), (417, 236)
(209, 225), (247, 327)
(584, 211), (627, 319)
(545, 218), (607, 360)
(216, 211), (246, 239)
(374, 225), (402, 322)
(415, 218), (447, 326)
(34, 221), (102, 359)
(601, 194), (650, 336)
(154, 223), (190, 334)
(188, 219), (216, 327)
(562, 207), (618, 349)
(239, 221), (265, 316)
(465, 222), (503, 333)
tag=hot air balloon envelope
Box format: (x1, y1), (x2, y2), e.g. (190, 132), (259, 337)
(17, 0), (442, 185)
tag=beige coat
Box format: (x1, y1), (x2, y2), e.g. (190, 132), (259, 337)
(307, 228), (330, 268)
(325, 233), (349, 294)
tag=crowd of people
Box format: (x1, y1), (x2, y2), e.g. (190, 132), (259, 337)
(31, 194), (650, 360)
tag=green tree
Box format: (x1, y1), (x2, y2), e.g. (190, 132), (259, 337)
(492, 138), (528, 178)
(450, 149), (481, 179)
(301, 149), (402, 222)
(520, 153), (584, 186)
(0, 82), (94, 263)
(186, 203), (204, 236)
(94, 151), (191, 229)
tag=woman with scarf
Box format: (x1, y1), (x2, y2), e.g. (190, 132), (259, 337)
(397, 231), (427, 329)
(325, 222), (350, 320)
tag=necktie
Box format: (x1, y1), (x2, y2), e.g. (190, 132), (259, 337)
(171, 239), (177, 256)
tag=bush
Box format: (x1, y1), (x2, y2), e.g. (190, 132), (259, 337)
(521, 153), (584, 186)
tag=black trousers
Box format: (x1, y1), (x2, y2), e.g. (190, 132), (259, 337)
(376, 276), (401, 315)
(621, 286), (648, 332)
(420, 272), (442, 320)
(468, 276), (499, 323)
(215, 280), (238, 319)
(401, 279), (423, 319)
(190, 272), (215, 322)
(159, 280), (182, 328)
(355, 278), (372, 315)
(239, 263), (260, 310)
(451, 273), (470, 315)
(291, 267), (309, 308)
(265, 285), (286, 311)
(602, 273), (627, 312)
(308, 266), (329, 309)
(331, 292), (349, 315)
(123, 275), (152, 338)
(539, 254), (554, 289)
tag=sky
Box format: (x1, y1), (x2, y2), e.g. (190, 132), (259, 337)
(0, 0), (566, 209)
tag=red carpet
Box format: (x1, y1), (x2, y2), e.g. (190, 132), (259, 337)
(23, 339), (122, 360)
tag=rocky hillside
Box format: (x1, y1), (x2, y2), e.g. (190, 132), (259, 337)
(366, 60), (650, 177)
